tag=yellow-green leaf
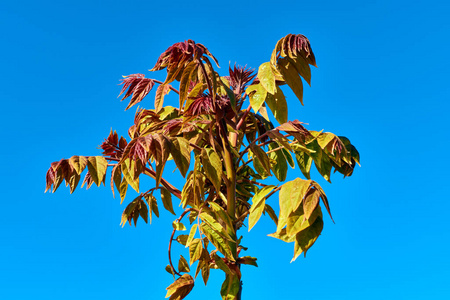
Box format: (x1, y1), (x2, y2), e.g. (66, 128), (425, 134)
(213, 252), (233, 275)
(69, 156), (87, 175)
(248, 185), (276, 231)
(258, 62), (276, 95)
(265, 86), (288, 124)
(292, 216), (324, 261)
(161, 187), (176, 215)
(189, 239), (203, 265)
(178, 255), (190, 273)
(200, 222), (234, 260)
(121, 158), (139, 192)
(165, 274), (194, 299)
(277, 58), (304, 105)
(87, 156), (108, 187)
(173, 221), (187, 231)
(290, 55), (312, 86)
(268, 143), (288, 182)
(201, 148), (222, 192)
(246, 83), (267, 113)
(277, 178), (312, 232)
(186, 223), (198, 247)
(220, 274), (240, 300)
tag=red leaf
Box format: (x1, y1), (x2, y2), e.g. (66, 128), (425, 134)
(119, 74), (155, 110)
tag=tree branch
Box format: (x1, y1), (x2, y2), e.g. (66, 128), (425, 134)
(153, 79), (180, 95)
(168, 208), (194, 277)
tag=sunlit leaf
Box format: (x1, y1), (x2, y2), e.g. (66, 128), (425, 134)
(277, 178), (312, 232)
(69, 156), (87, 175)
(87, 156), (108, 187)
(277, 58), (304, 105)
(248, 185), (276, 231)
(201, 148), (222, 192)
(292, 216), (323, 261)
(178, 255), (190, 273)
(258, 62), (276, 95)
(246, 83), (267, 113)
(220, 274), (240, 300)
(189, 239), (203, 265)
(165, 273), (194, 300)
(268, 143), (288, 181)
(237, 256), (258, 267)
(161, 187), (176, 215)
(173, 221), (187, 231)
(265, 86), (288, 124)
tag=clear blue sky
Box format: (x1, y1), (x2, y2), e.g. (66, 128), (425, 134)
(1, 0), (449, 299)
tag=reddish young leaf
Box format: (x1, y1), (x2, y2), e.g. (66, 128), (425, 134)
(119, 74), (155, 110)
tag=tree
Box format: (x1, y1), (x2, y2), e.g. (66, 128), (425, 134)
(45, 33), (360, 300)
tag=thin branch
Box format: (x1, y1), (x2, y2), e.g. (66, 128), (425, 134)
(236, 131), (270, 166)
(237, 179), (269, 187)
(106, 157), (182, 199)
(234, 185), (282, 225)
(265, 186), (282, 200)
(143, 167), (182, 199)
(153, 79), (180, 95)
(168, 208), (194, 277)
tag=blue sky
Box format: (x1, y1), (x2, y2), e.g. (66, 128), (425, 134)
(1, 0), (449, 299)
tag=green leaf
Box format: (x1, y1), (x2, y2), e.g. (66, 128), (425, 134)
(248, 185), (276, 231)
(200, 222), (234, 260)
(189, 239), (203, 265)
(186, 223), (198, 247)
(265, 86), (288, 124)
(277, 58), (304, 105)
(144, 193), (159, 223)
(271, 37), (283, 64)
(173, 221), (187, 231)
(264, 204), (278, 226)
(161, 187), (176, 215)
(268, 143), (288, 182)
(121, 158), (139, 192)
(220, 274), (240, 300)
(176, 235), (189, 246)
(165, 265), (176, 277)
(282, 148), (295, 169)
(290, 56), (312, 86)
(249, 144), (271, 175)
(165, 274), (194, 300)
(158, 106), (178, 120)
(220, 77), (237, 113)
(258, 62), (276, 95)
(292, 216), (324, 261)
(295, 151), (313, 179)
(87, 156), (108, 187)
(200, 212), (233, 241)
(69, 156), (87, 175)
(286, 204), (322, 237)
(178, 255), (190, 273)
(169, 137), (191, 178)
(237, 256), (258, 267)
(246, 83), (267, 113)
(277, 178), (312, 232)
(303, 189), (320, 220)
(201, 148), (222, 192)
(212, 253), (233, 275)
(268, 228), (296, 243)
(208, 202), (234, 237)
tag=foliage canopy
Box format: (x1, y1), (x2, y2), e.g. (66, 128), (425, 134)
(46, 33), (360, 300)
